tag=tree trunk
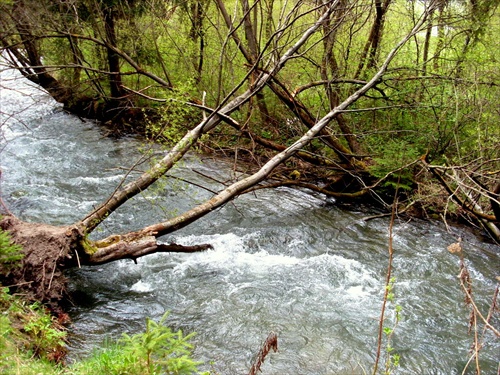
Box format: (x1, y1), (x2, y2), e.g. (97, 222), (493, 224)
(422, 10), (434, 75)
(319, 2), (362, 154)
(187, 0), (206, 81)
(9, 1), (71, 102)
(355, 0), (392, 78)
(216, 0), (277, 128)
(491, 182), (500, 222)
(432, 1), (446, 71)
(103, 6), (125, 100)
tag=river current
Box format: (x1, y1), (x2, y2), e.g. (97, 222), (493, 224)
(1, 66), (499, 374)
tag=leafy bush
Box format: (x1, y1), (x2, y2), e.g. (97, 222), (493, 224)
(24, 302), (67, 358)
(145, 82), (200, 146)
(0, 286), (66, 374)
(369, 140), (421, 192)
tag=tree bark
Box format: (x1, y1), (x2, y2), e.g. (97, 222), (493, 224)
(8, 1), (71, 102)
(432, 0), (447, 71)
(103, 6), (125, 100)
(354, 0), (392, 78)
(491, 182), (500, 222)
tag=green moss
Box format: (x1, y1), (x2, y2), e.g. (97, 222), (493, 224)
(80, 238), (98, 255)
(0, 228), (24, 274)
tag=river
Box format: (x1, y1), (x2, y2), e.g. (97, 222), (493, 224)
(1, 66), (499, 374)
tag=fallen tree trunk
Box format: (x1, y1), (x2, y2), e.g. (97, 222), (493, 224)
(0, 215), (212, 304)
(86, 235), (213, 265)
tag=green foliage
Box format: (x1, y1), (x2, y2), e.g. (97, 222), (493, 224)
(146, 82), (200, 146)
(382, 277), (402, 375)
(0, 287), (66, 374)
(122, 313), (205, 375)
(1, 286), (210, 375)
(72, 312), (208, 375)
(369, 140), (421, 192)
(0, 228), (23, 275)
(24, 302), (67, 357)
(69, 341), (142, 375)
(0, 306), (12, 352)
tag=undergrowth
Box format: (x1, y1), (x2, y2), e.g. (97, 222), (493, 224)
(0, 287), (210, 375)
(0, 228), (209, 375)
(70, 312), (209, 375)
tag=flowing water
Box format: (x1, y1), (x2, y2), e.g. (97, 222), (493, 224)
(1, 66), (499, 374)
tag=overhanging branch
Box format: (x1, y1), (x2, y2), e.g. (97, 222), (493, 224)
(86, 236), (213, 265)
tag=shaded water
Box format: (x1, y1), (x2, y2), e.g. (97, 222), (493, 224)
(1, 67), (499, 374)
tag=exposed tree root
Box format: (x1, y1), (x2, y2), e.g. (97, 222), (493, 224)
(0, 215), (83, 305)
(0, 215), (212, 305)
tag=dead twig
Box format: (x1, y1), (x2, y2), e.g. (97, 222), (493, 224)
(447, 240), (500, 375)
(248, 332), (278, 375)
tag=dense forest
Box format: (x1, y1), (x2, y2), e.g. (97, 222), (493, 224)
(0, 0), (499, 294)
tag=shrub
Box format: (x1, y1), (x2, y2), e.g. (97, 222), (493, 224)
(71, 312), (209, 375)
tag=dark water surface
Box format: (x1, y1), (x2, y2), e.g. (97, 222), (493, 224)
(1, 66), (499, 374)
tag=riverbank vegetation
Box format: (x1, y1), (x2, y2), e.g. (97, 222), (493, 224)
(0, 0), (498, 333)
(1, 225), (209, 374)
(2, 217), (498, 373)
(1, 286), (210, 375)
